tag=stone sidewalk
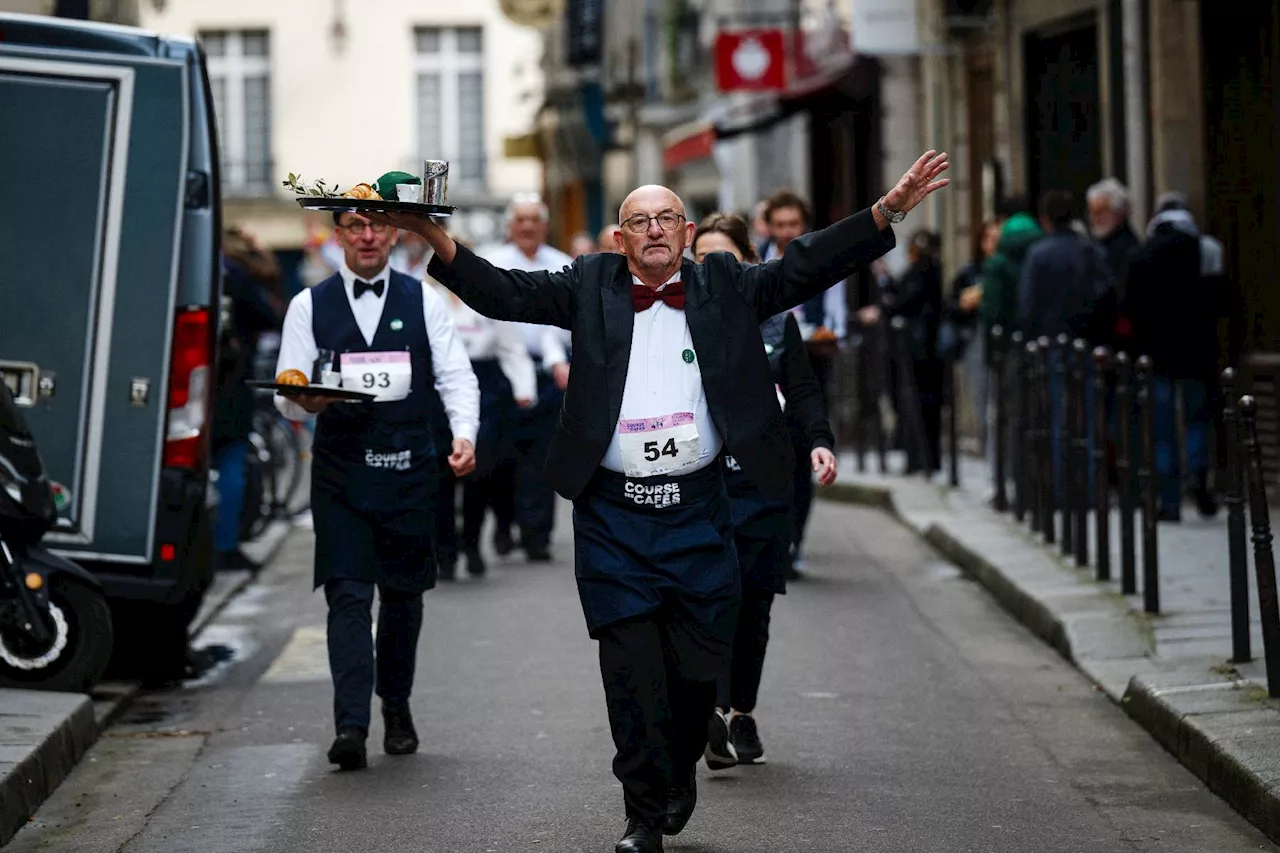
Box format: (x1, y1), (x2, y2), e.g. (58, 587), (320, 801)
(826, 450), (1280, 844)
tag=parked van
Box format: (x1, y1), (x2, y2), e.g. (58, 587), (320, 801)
(0, 13), (221, 680)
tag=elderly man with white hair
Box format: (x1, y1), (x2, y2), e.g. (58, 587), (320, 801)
(476, 193), (574, 562)
(1086, 178), (1142, 349)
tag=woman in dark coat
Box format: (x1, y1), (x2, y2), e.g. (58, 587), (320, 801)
(690, 213), (838, 770)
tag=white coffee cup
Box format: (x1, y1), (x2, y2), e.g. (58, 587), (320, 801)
(396, 183), (423, 203)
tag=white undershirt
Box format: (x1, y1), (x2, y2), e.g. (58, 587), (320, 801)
(272, 262), (480, 444)
(600, 272), (722, 475)
(476, 241), (573, 370)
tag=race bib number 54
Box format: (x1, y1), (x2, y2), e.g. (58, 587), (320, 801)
(617, 412), (701, 478)
(341, 351), (412, 402)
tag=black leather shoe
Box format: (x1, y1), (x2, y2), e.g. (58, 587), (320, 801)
(383, 704), (419, 755)
(463, 546), (487, 577)
(493, 526), (515, 557)
(327, 728), (367, 770)
(525, 544), (552, 563)
(661, 770), (696, 836)
(616, 817), (664, 853)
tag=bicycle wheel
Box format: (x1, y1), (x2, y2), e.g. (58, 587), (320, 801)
(241, 430), (276, 542)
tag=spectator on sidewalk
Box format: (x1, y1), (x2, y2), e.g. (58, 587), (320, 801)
(980, 196), (1042, 344)
(945, 218), (1001, 454)
(1018, 190), (1114, 504)
(1086, 178), (1141, 353)
(1125, 192), (1227, 521)
(881, 229), (944, 474)
(597, 224), (623, 253)
(212, 227), (285, 572)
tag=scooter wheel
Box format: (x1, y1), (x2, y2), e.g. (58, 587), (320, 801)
(0, 578), (115, 693)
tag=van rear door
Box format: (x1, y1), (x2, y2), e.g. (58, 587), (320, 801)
(0, 26), (192, 565)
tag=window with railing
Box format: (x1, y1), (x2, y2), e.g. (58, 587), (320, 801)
(201, 29), (273, 197)
(414, 26), (486, 191)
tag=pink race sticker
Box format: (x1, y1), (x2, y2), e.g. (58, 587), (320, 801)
(342, 351), (410, 366)
(617, 412), (695, 434)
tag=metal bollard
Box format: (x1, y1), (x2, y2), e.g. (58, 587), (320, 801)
(1011, 331), (1027, 522)
(1116, 352), (1137, 595)
(1093, 347), (1112, 582)
(1072, 339), (1090, 568)
(991, 326), (1008, 511)
(1223, 369), (1251, 662)
(948, 356), (960, 489)
(1025, 340), (1042, 533)
(1137, 355), (1160, 614)
(1240, 395), (1280, 696)
(1058, 334), (1074, 559)
(1039, 337), (1056, 545)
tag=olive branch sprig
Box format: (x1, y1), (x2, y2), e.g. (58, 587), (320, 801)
(282, 173), (344, 198)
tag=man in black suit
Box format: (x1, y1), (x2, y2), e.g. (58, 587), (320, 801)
(369, 150), (949, 852)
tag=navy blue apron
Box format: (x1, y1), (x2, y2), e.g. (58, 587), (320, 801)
(572, 464), (740, 643)
(724, 312), (794, 594)
(470, 357), (515, 477)
(310, 273), (439, 593)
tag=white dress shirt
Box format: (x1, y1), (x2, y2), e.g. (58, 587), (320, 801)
(427, 280), (537, 402)
(600, 272), (722, 475)
(273, 262), (480, 444)
(476, 242), (574, 370)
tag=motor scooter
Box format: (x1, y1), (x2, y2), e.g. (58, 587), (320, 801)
(0, 380), (113, 692)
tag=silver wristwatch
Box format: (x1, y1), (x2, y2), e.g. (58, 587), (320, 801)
(876, 197), (907, 224)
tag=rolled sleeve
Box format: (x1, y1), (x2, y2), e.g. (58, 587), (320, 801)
(421, 284), (480, 444)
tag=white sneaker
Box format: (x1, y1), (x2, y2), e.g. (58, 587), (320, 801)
(704, 708), (738, 770)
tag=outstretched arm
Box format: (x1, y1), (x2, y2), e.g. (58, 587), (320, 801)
(737, 150), (950, 320)
(364, 213), (576, 329)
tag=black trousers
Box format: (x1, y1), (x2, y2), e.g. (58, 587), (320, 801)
(785, 419), (817, 555)
(495, 373), (560, 551)
(715, 588), (776, 713)
(434, 451), (458, 560)
(324, 579), (424, 733)
(597, 610), (731, 823)
(461, 467), (513, 549)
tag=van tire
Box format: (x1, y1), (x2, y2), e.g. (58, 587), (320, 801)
(0, 578), (115, 693)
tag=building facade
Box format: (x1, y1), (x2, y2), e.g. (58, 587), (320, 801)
(136, 0), (548, 252)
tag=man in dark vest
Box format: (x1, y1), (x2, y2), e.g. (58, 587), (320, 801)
(368, 150), (949, 852)
(273, 211), (479, 771)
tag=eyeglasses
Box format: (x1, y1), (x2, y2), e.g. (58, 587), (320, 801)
(339, 220), (390, 236)
(621, 211), (686, 234)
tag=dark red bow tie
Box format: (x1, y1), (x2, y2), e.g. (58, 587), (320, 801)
(631, 281), (685, 312)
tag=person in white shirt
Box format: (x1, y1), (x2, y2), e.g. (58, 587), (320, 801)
(475, 193), (574, 562)
(425, 268), (537, 579)
(272, 210), (479, 772)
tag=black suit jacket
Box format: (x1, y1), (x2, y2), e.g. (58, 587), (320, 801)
(427, 208), (894, 500)
(775, 313), (834, 452)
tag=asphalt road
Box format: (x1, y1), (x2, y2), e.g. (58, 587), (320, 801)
(9, 499), (1277, 853)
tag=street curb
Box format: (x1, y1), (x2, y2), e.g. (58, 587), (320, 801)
(0, 683), (138, 846)
(0, 690), (94, 846)
(1122, 674), (1280, 846)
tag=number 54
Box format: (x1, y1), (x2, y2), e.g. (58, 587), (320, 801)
(643, 438), (679, 462)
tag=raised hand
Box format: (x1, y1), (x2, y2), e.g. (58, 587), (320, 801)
(883, 150), (950, 214)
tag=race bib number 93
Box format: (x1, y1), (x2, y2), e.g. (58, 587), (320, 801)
(341, 351), (412, 402)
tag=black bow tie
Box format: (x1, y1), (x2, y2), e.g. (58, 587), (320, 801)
(354, 279), (385, 299)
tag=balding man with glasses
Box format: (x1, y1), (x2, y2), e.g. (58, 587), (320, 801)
(365, 151), (950, 852)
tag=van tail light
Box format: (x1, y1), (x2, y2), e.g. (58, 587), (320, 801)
(164, 307), (212, 469)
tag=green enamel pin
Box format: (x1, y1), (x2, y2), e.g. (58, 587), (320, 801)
(681, 349), (695, 364)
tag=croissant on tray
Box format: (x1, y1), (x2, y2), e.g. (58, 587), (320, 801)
(343, 183), (382, 200)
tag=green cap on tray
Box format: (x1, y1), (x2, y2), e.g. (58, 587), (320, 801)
(374, 171), (420, 199)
